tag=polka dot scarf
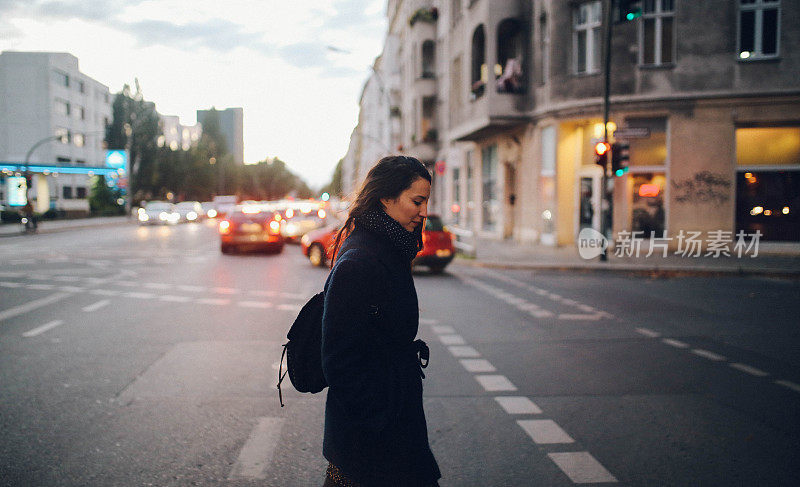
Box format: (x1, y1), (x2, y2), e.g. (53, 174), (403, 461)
(355, 207), (421, 262)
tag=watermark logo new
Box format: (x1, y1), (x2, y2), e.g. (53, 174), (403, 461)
(577, 228), (608, 260)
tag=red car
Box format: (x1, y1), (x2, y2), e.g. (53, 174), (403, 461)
(301, 215), (455, 273)
(219, 208), (284, 254)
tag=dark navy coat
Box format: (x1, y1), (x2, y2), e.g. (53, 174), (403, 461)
(321, 225), (440, 486)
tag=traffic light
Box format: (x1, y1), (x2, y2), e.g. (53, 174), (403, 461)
(594, 141), (611, 167)
(617, 0), (642, 22)
(611, 142), (630, 176)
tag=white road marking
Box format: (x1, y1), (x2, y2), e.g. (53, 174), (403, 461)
(115, 281), (138, 287)
(431, 325), (455, 334)
(125, 292), (156, 299)
(144, 282), (172, 290)
(59, 286), (85, 292)
(775, 380), (800, 393)
(577, 304), (595, 312)
(53, 275), (82, 282)
(196, 298), (231, 305)
(558, 314), (602, 321)
(439, 334), (466, 345)
(517, 419), (575, 444)
(635, 327), (661, 338)
(448, 345), (481, 358)
(459, 359), (497, 373)
(277, 304), (302, 312)
(691, 349), (726, 361)
(475, 374), (517, 392)
(729, 363), (769, 377)
(662, 338), (689, 349)
(90, 289), (119, 296)
(160, 295), (192, 303)
(238, 301), (273, 309)
(495, 396), (542, 415)
(22, 320), (64, 337)
(0, 292), (70, 322)
(0, 281), (22, 288)
(82, 300), (110, 312)
(228, 417), (284, 479)
(548, 452), (618, 484)
(30, 274), (48, 280)
(177, 285), (206, 292)
(25, 283), (55, 290)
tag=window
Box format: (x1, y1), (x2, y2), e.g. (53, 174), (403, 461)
(55, 127), (70, 144)
(55, 99), (70, 117)
(739, 0), (780, 59)
(56, 157), (71, 163)
(466, 150), (475, 228)
(52, 70), (69, 87)
(573, 1), (602, 74)
(76, 187), (87, 199)
(539, 12), (550, 84)
(641, 0), (675, 65)
(421, 97), (436, 142)
(450, 55), (462, 126)
(481, 144), (498, 231)
(76, 105), (85, 120)
(471, 25), (487, 99)
(78, 80), (85, 93)
(63, 186), (73, 199)
(75, 159), (86, 165)
(73, 133), (85, 147)
(421, 40), (436, 78)
(496, 18), (525, 93)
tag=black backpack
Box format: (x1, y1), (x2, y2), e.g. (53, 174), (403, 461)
(277, 291), (327, 407)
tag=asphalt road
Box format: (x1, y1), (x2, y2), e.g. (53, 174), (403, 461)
(0, 221), (798, 486)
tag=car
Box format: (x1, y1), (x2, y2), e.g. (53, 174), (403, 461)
(301, 215), (455, 273)
(173, 201), (203, 222)
(218, 207), (284, 254)
(281, 212), (326, 242)
(301, 224), (340, 267)
(413, 215), (455, 273)
(200, 201), (217, 219)
(137, 201), (178, 225)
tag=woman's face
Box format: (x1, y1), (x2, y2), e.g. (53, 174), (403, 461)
(381, 177), (431, 232)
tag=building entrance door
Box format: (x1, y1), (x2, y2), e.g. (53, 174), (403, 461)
(576, 167), (602, 234)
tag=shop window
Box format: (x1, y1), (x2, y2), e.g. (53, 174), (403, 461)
(471, 25), (487, 99)
(573, 1), (602, 74)
(631, 173), (666, 236)
(641, 0), (675, 65)
(421, 40), (436, 78)
(63, 186), (73, 199)
(540, 126), (557, 243)
(736, 127), (800, 166)
(736, 170), (799, 241)
(738, 0), (780, 60)
(481, 144), (498, 231)
(76, 187), (87, 199)
(496, 18), (525, 93)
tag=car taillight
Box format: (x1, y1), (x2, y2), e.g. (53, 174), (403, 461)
(268, 220), (281, 235)
(219, 220), (232, 234)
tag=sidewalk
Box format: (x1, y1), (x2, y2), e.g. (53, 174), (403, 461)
(461, 236), (800, 278)
(0, 215), (132, 237)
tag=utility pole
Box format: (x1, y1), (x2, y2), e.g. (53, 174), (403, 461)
(599, 0), (615, 261)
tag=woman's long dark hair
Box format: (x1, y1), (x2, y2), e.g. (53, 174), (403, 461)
(332, 155), (432, 263)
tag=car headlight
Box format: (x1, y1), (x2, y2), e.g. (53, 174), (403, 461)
(139, 213), (149, 222)
(301, 235), (310, 245)
(159, 212), (167, 220)
(207, 209), (217, 218)
(187, 211), (197, 220)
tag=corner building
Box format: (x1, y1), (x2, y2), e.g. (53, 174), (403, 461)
(374, 0), (800, 248)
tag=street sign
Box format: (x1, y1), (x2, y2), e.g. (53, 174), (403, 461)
(105, 150), (128, 170)
(7, 176), (27, 206)
(613, 127), (650, 139)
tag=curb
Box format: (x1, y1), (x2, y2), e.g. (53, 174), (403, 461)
(455, 258), (800, 279)
(0, 218), (134, 237)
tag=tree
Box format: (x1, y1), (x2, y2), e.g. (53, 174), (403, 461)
(320, 158), (344, 198)
(88, 175), (123, 215)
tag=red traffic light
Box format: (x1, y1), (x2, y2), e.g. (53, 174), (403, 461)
(594, 142), (611, 156)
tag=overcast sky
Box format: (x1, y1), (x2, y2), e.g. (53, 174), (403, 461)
(0, 0), (387, 188)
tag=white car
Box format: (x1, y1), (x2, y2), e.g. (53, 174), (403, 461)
(173, 201), (203, 222)
(137, 201), (179, 225)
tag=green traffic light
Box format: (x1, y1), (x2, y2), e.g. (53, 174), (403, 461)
(615, 169), (624, 177)
(626, 10), (641, 21)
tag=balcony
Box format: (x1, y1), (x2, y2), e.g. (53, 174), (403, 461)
(450, 88), (530, 142)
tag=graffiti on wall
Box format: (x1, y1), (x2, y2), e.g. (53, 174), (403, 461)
(671, 171), (731, 204)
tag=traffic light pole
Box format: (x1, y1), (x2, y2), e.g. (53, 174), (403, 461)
(599, 0), (614, 261)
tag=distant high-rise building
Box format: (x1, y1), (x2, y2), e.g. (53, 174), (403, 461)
(158, 115), (202, 152)
(196, 107), (243, 164)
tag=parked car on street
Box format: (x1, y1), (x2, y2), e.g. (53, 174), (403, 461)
(137, 201), (178, 225)
(218, 206), (284, 254)
(301, 214), (455, 273)
(173, 201), (203, 222)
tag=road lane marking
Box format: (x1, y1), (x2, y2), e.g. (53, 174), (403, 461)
(729, 363), (769, 377)
(177, 285), (206, 292)
(662, 338), (689, 349)
(196, 298), (231, 305)
(238, 301), (273, 308)
(547, 452), (618, 484)
(495, 396), (542, 415)
(277, 304), (302, 312)
(448, 345), (481, 358)
(160, 295), (192, 303)
(0, 292), (70, 322)
(22, 320), (64, 337)
(691, 349), (726, 361)
(90, 289), (119, 296)
(558, 313), (602, 321)
(58, 286), (85, 293)
(529, 310), (555, 318)
(115, 281), (138, 287)
(228, 417), (284, 480)
(431, 325), (454, 334)
(475, 374), (517, 392)
(125, 292), (156, 299)
(517, 419), (575, 444)
(439, 334), (466, 345)
(577, 304), (595, 312)
(635, 327), (661, 338)
(459, 359), (497, 373)
(775, 380), (800, 393)
(0, 272), (24, 278)
(24, 283), (54, 290)
(0, 281), (22, 288)
(82, 300), (110, 312)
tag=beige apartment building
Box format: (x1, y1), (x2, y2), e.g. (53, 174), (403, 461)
(347, 0), (800, 248)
